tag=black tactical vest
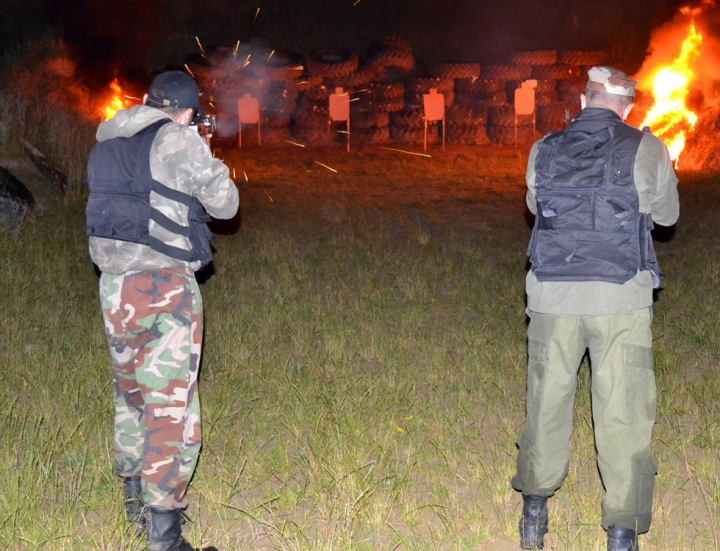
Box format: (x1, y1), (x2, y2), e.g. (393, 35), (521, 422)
(527, 108), (662, 287)
(86, 119), (213, 269)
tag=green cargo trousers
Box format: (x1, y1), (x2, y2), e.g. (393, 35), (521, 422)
(512, 308), (657, 534)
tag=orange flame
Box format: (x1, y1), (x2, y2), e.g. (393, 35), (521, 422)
(101, 78), (133, 121)
(639, 18), (703, 167)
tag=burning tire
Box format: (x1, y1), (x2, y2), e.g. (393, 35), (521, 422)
(455, 78), (505, 94)
(558, 50), (607, 66)
(353, 126), (391, 144)
(352, 110), (390, 129)
(428, 63), (481, 79)
(531, 64), (583, 80)
(481, 65), (532, 80)
(307, 48), (359, 79)
(506, 50), (558, 66)
(446, 125), (490, 145)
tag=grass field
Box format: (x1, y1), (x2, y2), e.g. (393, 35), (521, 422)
(1, 143), (719, 551)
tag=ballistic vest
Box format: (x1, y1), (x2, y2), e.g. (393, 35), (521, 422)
(85, 119), (213, 269)
(527, 108), (662, 287)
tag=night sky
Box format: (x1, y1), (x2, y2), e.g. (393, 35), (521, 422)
(3, 0), (695, 85)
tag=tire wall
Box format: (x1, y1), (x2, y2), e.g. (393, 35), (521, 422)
(190, 44), (612, 146)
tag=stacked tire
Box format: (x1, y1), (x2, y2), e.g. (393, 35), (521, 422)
(351, 82), (403, 145)
(390, 108), (441, 145)
(446, 106), (489, 145)
(486, 105), (537, 146)
(181, 40), (614, 149)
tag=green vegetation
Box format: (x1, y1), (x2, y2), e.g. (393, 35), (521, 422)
(1, 142), (719, 549)
(0, 38), (717, 549)
(0, 38), (97, 197)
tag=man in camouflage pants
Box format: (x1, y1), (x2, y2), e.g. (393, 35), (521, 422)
(86, 72), (238, 551)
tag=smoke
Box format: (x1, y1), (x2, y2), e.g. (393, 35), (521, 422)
(195, 39), (288, 137)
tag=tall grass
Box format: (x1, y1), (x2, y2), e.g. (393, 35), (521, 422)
(0, 151), (718, 550)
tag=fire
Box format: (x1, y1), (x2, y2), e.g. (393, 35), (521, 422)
(101, 78), (134, 121)
(638, 17), (703, 166)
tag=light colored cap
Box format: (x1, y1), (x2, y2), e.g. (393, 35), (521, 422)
(586, 66), (637, 97)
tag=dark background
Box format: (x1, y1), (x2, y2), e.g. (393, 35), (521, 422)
(2, 0), (694, 85)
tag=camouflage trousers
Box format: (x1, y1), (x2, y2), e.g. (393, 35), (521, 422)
(99, 267), (204, 509)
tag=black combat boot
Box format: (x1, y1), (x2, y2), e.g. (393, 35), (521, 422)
(123, 475), (145, 534)
(518, 495), (549, 550)
(607, 526), (639, 551)
(146, 506), (218, 551)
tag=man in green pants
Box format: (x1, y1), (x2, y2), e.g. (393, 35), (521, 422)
(86, 72), (239, 551)
(513, 66), (679, 551)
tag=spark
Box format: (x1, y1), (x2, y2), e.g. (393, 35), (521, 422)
(124, 95), (141, 101)
(184, 64), (195, 78)
(353, 0), (361, 5)
(195, 36), (205, 55)
(233, 40), (240, 58)
(267, 50), (275, 62)
(243, 171), (249, 182)
(233, 168), (236, 179)
(243, 54), (252, 68)
(350, 89), (368, 94)
(337, 130), (351, 134)
(379, 147), (432, 158)
(263, 187), (274, 201)
(253, 7), (260, 23)
(315, 162), (338, 173)
(212, 149), (216, 158)
(285, 140), (306, 147)
(209, 102), (216, 109)
(349, 97), (360, 102)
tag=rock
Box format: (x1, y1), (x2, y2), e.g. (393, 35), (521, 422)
(0, 165), (35, 232)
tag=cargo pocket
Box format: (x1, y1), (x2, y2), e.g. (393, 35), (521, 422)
(622, 344), (655, 425)
(527, 338), (548, 404)
(633, 452), (657, 533)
